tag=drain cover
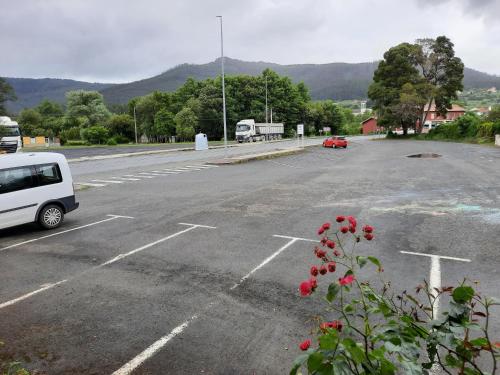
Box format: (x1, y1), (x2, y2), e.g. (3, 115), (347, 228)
(406, 153), (442, 158)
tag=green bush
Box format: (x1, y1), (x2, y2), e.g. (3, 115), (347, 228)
(80, 125), (109, 144)
(454, 113), (481, 137)
(476, 122), (494, 138)
(106, 138), (118, 146)
(493, 122), (500, 135)
(428, 123), (461, 139)
(64, 140), (86, 146)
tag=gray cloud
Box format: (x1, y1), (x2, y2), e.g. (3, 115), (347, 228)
(1, 0), (499, 82)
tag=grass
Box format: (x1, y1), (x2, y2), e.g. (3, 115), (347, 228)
(379, 133), (497, 147)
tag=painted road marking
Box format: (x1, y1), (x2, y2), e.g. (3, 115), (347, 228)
(76, 182), (107, 187)
(138, 172), (162, 176)
(0, 215), (134, 252)
(113, 234), (314, 373)
(0, 223), (215, 310)
(112, 177), (141, 181)
(230, 235), (317, 290)
(400, 251), (471, 317)
(151, 170), (179, 174)
(92, 179), (124, 184)
(123, 174), (154, 179)
(111, 314), (199, 375)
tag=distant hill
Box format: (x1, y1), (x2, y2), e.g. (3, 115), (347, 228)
(4, 78), (114, 113)
(4, 58), (500, 112)
(99, 58), (500, 104)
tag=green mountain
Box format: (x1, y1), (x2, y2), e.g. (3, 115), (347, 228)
(4, 58), (500, 113)
(4, 78), (114, 113)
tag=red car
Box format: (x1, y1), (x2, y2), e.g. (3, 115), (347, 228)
(323, 136), (348, 148)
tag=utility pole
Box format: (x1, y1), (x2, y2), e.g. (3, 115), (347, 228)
(265, 74), (269, 141)
(133, 105), (138, 144)
(216, 16), (228, 156)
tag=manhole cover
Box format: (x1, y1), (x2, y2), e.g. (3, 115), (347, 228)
(406, 153), (442, 158)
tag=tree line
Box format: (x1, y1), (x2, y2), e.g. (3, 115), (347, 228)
(2, 70), (367, 145)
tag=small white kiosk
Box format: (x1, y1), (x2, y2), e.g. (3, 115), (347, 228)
(195, 133), (209, 151)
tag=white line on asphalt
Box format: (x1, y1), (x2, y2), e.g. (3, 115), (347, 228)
(161, 168), (188, 172)
(0, 215), (134, 252)
(111, 314), (199, 375)
(400, 251), (471, 317)
(76, 182), (107, 187)
(272, 234), (318, 243)
(0, 223), (214, 310)
(112, 177), (141, 181)
(138, 172), (162, 176)
(0, 279), (68, 310)
(92, 179), (125, 184)
(151, 170), (179, 174)
(123, 174), (154, 179)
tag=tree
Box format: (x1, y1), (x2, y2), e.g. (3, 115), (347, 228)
(415, 36), (464, 132)
(174, 107), (197, 141)
(368, 42), (423, 134)
(0, 77), (16, 116)
(18, 108), (43, 137)
(106, 114), (135, 140)
(80, 125), (109, 144)
(65, 90), (111, 127)
(154, 109), (176, 141)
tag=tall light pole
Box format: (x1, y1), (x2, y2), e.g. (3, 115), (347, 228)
(133, 105), (138, 144)
(216, 15), (228, 156)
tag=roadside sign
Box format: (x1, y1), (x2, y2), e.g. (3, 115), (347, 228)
(297, 124), (304, 135)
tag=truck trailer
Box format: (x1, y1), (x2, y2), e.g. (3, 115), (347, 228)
(0, 116), (22, 153)
(235, 119), (284, 143)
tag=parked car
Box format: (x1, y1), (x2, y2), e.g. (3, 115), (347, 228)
(323, 136), (348, 148)
(0, 152), (79, 230)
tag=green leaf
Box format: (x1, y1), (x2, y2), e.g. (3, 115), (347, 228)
(367, 256), (382, 270)
(319, 333), (338, 350)
(452, 286), (474, 304)
(307, 352), (324, 372)
(343, 338), (365, 364)
(469, 337), (488, 347)
(290, 353), (309, 375)
(384, 341), (401, 353)
(445, 354), (461, 368)
(356, 256), (368, 268)
(326, 283), (340, 303)
(379, 358), (396, 375)
(343, 303), (355, 314)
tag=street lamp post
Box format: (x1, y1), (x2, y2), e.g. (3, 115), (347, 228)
(216, 16), (228, 156)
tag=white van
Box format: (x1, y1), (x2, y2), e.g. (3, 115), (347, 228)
(0, 153), (79, 230)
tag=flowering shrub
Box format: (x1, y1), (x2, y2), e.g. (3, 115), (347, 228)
(292, 216), (500, 375)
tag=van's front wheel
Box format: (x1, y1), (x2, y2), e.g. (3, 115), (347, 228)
(39, 204), (64, 229)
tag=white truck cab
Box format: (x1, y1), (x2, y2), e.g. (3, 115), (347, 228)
(0, 116), (22, 153)
(235, 119), (284, 143)
(0, 152), (79, 230)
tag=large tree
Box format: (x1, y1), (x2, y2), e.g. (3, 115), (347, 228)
(0, 77), (17, 116)
(65, 90), (111, 128)
(414, 36), (464, 131)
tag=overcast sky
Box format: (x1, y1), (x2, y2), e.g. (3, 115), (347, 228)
(1, 0), (499, 83)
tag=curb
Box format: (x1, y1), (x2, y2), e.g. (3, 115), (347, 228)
(206, 145), (319, 165)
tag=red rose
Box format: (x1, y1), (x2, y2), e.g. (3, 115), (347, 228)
(317, 227), (325, 235)
(347, 216), (357, 227)
(363, 225), (374, 233)
(309, 277), (318, 289)
(319, 265), (328, 275)
(340, 226), (349, 233)
(333, 250), (341, 257)
(316, 249), (327, 259)
(320, 237), (328, 245)
(310, 266), (319, 277)
(336, 215), (345, 223)
(349, 225), (356, 233)
(299, 339), (311, 351)
(326, 240), (335, 249)
(364, 233), (374, 241)
(339, 274), (355, 286)
(327, 262), (336, 273)
(322, 222), (331, 230)
(320, 320), (343, 333)
(299, 280), (312, 296)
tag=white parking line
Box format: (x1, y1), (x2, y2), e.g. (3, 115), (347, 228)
(0, 223), (215, 310)
(113, 233), (311, 372)
(0, 215), (134, 252)
(92, 179), (124, 184)
(138, 172), (162, 176)
(76, 182), (107, 187)
(123, 174), (154, 179)
(112, 177), (141, 181)
(111, 314), (199, 375)
(400, 251), (471, 317)
(151, 170), (179, 174)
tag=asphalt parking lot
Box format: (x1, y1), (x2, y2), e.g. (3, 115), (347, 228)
(1, 138), (499, 374)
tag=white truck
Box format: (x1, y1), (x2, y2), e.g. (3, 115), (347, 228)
(235, 119), (284, 143)
(0, 116), (22, 153)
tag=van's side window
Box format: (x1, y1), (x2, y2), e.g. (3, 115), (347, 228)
(0, 167), (35, 194)
(36, 164), (62, 186)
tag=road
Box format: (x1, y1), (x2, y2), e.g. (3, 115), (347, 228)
(0, 138), (499, 374)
